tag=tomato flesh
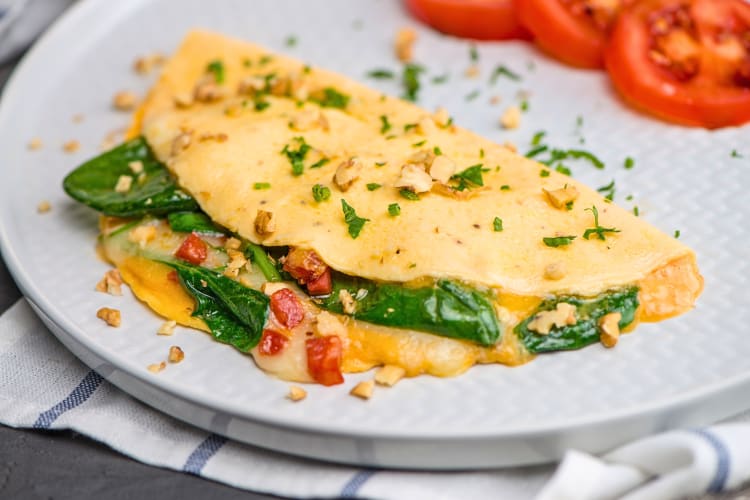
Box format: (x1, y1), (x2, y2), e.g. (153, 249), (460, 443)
(405, 0), (530, 41)
(269, 288), (305, 329)
(258, 329), (289, 356)
(283, 247), (327, 283)
(306, 336), (344, 386)
(516, 0), (632, 68)
(605, 0), (750, 128)
(306, 268), (332, 296)
(175, 233), (208, 265)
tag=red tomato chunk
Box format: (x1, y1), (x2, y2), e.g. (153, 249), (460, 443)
(306, 336), (344, 386)
(258, 329), (289, 356)
(306, 267), (332, 296)
(270, 288), (305, 328)
(175, 233), (208, 265)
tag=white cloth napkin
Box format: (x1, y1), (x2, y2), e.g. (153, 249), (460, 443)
(0, 0), (73, 64)
(1, 298), (749, 500)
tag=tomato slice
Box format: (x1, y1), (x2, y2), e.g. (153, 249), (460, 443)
(605, 0), (750, 128)
(269, 288), (305, 329)
(306, 336), (344, 386)
(175, 233), (208, 265)
(405, 0), (530, 40)
(516, 0), (632, 68)
(258, 329), (289, 356)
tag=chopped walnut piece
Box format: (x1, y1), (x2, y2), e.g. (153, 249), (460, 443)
(36, 200), (51, 214)
(433, 107), (451, 128)
(288, 385), (307, 402)
(255, 210), (276, 237)
(168, 346), (185, 363)
(112, 91), (138, 111)
(133, 53), (165, 75)
(464, 65), (480, 78)
(96, 269), (123, 296)
(544, 186), (580, 209)
(72, 114), (85, 124)
(28, 138), (43, 151)
(194, 79), (225, 102)
(428, 155), (457, 184)
(350, 380), (375, 400)
(224, 249), (247, 278)
(527, 303), (577, 335)
(490, 95), (502, 105)
(339, 289), (357, 315)
(543, 262), (567, 281)
(171, 131), (192, 155)
(500, 106), (521, 129)
(408, 149), (435, 167)
(290, 109), (326, 131)
(333, 158), (363, 192)
(128, 161), (144, 174)
(599, 312), (622, 348)
(394, 28), (417, 62)
(237, 75), (267, 96)
(128, 225), (156, 248)
(147, 361), (166, 373)
(63, 140), (80, 153)
(261, 282), (290, 296)
(114, 175), (133, 193)
(96, 307), (121, 327)
(416, 116), (437, 136)
(157, 320), (177, 336)
(395, 164), (433, 194)
(224, 237), (242, 250)
(173, 92), (194, 109)
(375, 365), (406, 387)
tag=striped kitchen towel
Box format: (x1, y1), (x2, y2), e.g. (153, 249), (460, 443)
(1, 298), (749, 500)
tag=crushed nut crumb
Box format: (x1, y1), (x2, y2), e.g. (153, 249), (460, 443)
(63, 140), (81, 153)
(114, 175), (133, 193)
(503, 141), (517, 153)
(416, 116), (437, 136)
(133, 53), (165, 75)
(128, 225), (157, 248)
(194, 78), (225, 102)
(428, 155), (457, 184)
(36, 200), (51, 214)
(543, 186), (580, 210)
(288, 385), (307, 402)
(157, 320), (177, 336)
(375, 365), (406, 387)
(350, 380), (375, 400)
(395, 163), (433, 193)
(433, 107), (451, 128)
(96, 269), (123, 296)
(527, 303), (577, 335)
(168, 346), (185, 363)
(314, 311), (347, 340)
(464, 65), (480, 78)
(96, 307), (121, 327)
(599, 312), (622, 348)
(171, 130), (193, 155)
(254, 209), (276, 237)
(490, 95), (502, 105)
(28, 138), (43, 151)
(147, 361), (166, 373)
(394, 28), (417, 62)
(333, 158), (363, 192)
(173, 92), (194, 109)
(112, 91), (138, 111)
(500, 106), (521, 129)
(339, 289), (357, 315)
(543, 262), (567, 281)
(128, 161), (144, 174)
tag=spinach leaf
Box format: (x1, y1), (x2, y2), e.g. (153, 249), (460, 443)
(166, 260), (269, 352)
(63, 136), (198, 217)
(168, 212), (224, 235)
(314, 274), (502, 346)
(516, 287), (639, 353)
(244, 242), (282, 282)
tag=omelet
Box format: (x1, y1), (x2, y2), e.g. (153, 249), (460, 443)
(65, 31), (703, 386)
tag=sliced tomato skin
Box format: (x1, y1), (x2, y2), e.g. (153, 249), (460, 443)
(258, 329), (289, 356)
(306, 336), (344, 386)
(269, 289), (305, 329)
(605, 0), (750, 128)
(175, 233), (208, 265)
(405, 0), (531, 40)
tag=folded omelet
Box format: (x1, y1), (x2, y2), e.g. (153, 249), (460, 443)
(65, 31), (703, 386)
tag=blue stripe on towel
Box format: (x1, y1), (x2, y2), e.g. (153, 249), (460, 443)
(183, 434), (227, 475)
(341, 469), (377, 497)
(32, 370), (104, 429)
(691, 429), (730, 493)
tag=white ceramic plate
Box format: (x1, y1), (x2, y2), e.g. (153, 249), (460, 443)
(1, 0), (748, 470)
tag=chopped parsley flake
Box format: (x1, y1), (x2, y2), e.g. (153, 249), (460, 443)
(253, 182), (271, 190)
(206, 60), (225, 84)
(674, 229), (681, 239)
(399, 189), (420, 201)
(402, 64), (425, 102)
(433, 146), (443, 156)
(431, 73), (449, 84)
(583, 206), (620, 241)
(624, 157), (635, 169)
(520, 100), (529, 112)
(281, 137), (311, 176)
(555, 165), (572, 176)
(543, 235), (576, 247)
(531, 131), (546, 146)
(367, 69), (395, 79)
(597, 180), (616, 201)
(465, 89), (480, 101)
(404, 123), (418, 132)
(341, 199), (369, 239)
(731, 149), (743, 158)
(366, 183), (382, 191)
(500, 185), (511, 191)
(489, 65), (521, 84)
(493, 217), (503, 232)
(479, 148), (485, 159)
(375, 161), (387, 167)
(633, 206), (640, 216)
(312, 87), (350, 109)
(525, 145), (549, 159)
(309, 157), (330, 169)
(243, 58), (252, 68)
(470, 44), (479, 63)
(285, 35), (297, 47)
(540, 169), (550, 177)
(312, 184), (331, 202)
(254, 99), (270, 111)
(379, 115), (392, 134)
(388, 203), (401, 216)
(451, 164), (486, 190)
(259, 55), (273, 65)
(412, 140), (427, 148)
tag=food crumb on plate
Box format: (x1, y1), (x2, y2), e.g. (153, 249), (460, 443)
(112, 90), (139, 111)
(157, 320), (177, 336)
(28, 138), (43, 151)
(394, 27), (417, 62)
(168, 346), (185, 363)
(62, 140), (81, 153)
(147, 361), (166, 373)
(374, 365), (405, 387)
(350, 380), (375, 400)
(36, 200), (51, 214)
(95, 269), (123, 295)
(287, 385), (307, 402)
(500, 106), (521, 130)
(96, 307), (121, 327)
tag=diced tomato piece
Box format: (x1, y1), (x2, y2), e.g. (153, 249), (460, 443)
(283, 247), (328, 283)
(306, 336), (344, 386)
(258, 329), (289, 356)
(270, 288), (305, 328)
(175, 233), (208, 265)
(166, 270), (179, 283)
(306, 268), (332, 296)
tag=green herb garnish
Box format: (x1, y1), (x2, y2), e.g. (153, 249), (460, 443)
(367, 69), (395, 79)
(431, 73), (449, 84)
(281, 137), (311, 176)
(388, 203), (401, 216)
(674, 230), (681, 239)
(253, 182), (271, 190)
(312, 184), (331, 202)
(285, 35), (297, 47)
(402, 63), (425, 102)
(583, 206), (620, 241)
(380, 115), (392, 134)
(465, 89), (480, 101)
(543, 235), (576, 247)
(451, 164), (485, 190)
(489, 65), (521, 84)
(206, 60), (225, 83)
(312, 87), (350, 109)
(624, 157), (635, 169)
(500, 184), (510, 191)
(341, 199), (369, 239)
(596, 180), (616, 201)
(434, 146), (443, 156)
(540, 169), (550, 177)
(399, 189), (420, 201)
(470, 44), (479, 63)
(493, 217), (503, 232)
(412, 140), (427, 147)
(366, 183), (382, 191)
